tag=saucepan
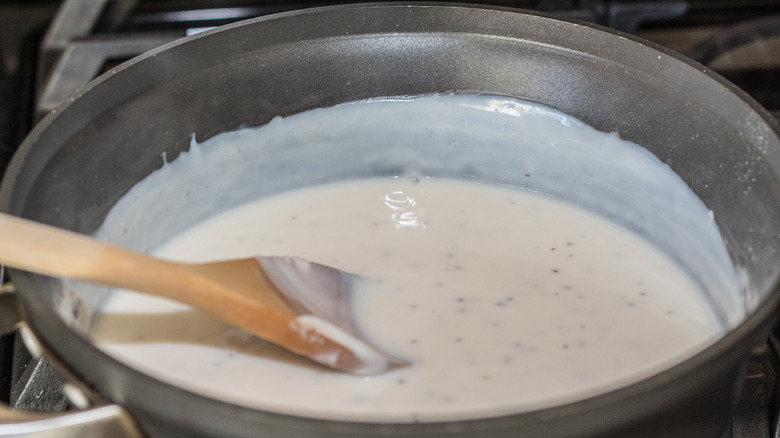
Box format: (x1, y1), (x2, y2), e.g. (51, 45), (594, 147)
(2, 3), (780, 437)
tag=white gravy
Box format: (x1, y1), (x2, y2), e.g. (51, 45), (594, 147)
(94, 177), (722, 422)
(91, 94), (735, 423)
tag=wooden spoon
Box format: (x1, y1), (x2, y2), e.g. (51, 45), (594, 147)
(0, 212), (404, 375)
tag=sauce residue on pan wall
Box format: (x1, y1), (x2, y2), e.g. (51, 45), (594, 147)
(90, 94), (740, 422)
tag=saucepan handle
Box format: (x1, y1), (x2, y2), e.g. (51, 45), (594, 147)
(0, 283), (144, 437)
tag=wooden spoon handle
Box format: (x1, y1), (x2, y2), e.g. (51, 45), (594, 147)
(0, 212), (295, 330)
(0, 212), (193, 298)
(0, 211), (301, 322)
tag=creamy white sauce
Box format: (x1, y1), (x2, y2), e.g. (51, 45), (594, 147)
(90, 94), (739, 423)
(95, 177), (721, 421)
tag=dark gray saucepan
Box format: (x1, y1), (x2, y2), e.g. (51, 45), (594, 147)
(2, 3), (780, 437)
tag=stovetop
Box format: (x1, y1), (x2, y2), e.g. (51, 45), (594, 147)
(1, 1), (780, 437)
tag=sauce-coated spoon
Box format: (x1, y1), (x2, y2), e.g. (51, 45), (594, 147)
(0, 212), (404, 375)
